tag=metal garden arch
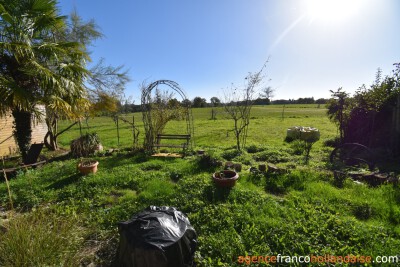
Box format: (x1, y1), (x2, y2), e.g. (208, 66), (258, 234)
(141, 80), (194, 151)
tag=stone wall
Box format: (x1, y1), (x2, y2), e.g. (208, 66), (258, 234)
(0, 106), (47, 156)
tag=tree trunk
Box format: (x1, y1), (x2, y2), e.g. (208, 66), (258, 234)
(234, 119), (241, 151)
(44, 131), (58, 151)
(44, 119), (78, 151)
(12, 108), (32, 163)
(44, 115), (58, 151)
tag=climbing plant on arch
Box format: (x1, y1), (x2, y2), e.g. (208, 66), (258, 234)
(141, 80), (194, 151)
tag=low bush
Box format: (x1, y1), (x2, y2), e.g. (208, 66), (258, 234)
(353, 202), (373, 220)
(221, 149), (241, 161)
(140, 161), (164, 171)
(253, 149), (291, 163)
(290, 139), (305, 155)
(232, 152), (253, 166)
(248, 172), (265, 186)
(246, 144), (265, 153)
(265, 170), (314, 195)
(70, 133), (102, 158)
(323, 136), (340, 147)
(195, 152), (223, 170)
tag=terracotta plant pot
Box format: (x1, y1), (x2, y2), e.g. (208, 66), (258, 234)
(213, 170), (239, 188)
(77, 160), (99, 175)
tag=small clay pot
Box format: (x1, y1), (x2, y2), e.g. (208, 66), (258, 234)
(77, 160), (99, 175)
(213, 170), (239, 187)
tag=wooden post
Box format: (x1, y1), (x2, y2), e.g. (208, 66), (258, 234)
(79, 120), (82, 137)
(116, 116), (120, 146)
(2, 157), (14, 210)
(132, 115), (135, 147)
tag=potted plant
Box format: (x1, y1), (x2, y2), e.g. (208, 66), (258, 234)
(212, 170), (239, 187)
(77, 159), (99, 175)
(70, 132), (103, 158)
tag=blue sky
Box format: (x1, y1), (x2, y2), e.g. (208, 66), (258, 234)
(58, 0), (400, 103)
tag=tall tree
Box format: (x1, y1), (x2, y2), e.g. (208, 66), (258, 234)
(210, 97), (221, 107)
(260, 86), (275, 102)
(181, 99), (192, 107)
(43, 11), (130, 150)
(192, 96), (207, 108)
(0, 0), (90, 161)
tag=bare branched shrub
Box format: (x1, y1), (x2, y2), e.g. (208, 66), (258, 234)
(150, 89), (185, 135)
(141, 81), (187, 150)
(223, 62), (269, 151)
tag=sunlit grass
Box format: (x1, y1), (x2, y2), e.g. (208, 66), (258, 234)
(0, 209), (85, 267)
(1, 104), (399, 266)
(57, 104), (336, 151)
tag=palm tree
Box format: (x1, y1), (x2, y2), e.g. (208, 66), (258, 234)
(41, 11), (130, 151)
(0, 0), (90, 162)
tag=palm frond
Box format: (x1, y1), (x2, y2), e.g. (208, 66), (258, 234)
(0, 4), (13, 24)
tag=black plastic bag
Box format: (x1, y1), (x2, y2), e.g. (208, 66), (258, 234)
(114, 206), (197, 267)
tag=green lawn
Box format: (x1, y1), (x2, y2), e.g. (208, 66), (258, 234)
(1, 104), (399, 266)
(57, 104), (336, 150)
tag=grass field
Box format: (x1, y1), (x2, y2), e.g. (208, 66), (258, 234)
(1, 104), (400, 266)
(57, 104), (336, 151)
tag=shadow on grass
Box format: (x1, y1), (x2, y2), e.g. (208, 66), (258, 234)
(375, 156), (400, 173)
(46, 173), (81, 190)
(46, 152), (71, 163)
(97, 151), (183, 170)
(204, 184), (232, 202)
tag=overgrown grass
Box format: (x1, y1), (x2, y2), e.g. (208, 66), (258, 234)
(0, 209), (85, 267)
(1, 105), (399, 266)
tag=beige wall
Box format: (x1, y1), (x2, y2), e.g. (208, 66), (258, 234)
(0, 107), (47, 156)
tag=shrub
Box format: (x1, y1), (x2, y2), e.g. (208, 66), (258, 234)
(70, 133), (102, 158)
(323, 137), (340, 147)
(353, 202), (373, 220)
(169, 169), (183, 182)
(233, 152), (254, 166)
(248, 172), (265, 186)
(221, 149), (241, 161)
(265, 174), (288, 195)
(290, 140), (305, 155)
(140, 161), (164, 171)
(196, 152), (223, 170)
(246, 144), (265, 153)
(253, 149), (291, 163)
(265, 171), (309, 195)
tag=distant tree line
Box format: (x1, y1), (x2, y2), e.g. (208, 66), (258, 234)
(117, 96), (328, 113)
(272, 97), (328, 105)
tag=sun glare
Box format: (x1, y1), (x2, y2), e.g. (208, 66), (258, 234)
(306, 0), (362, 23)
